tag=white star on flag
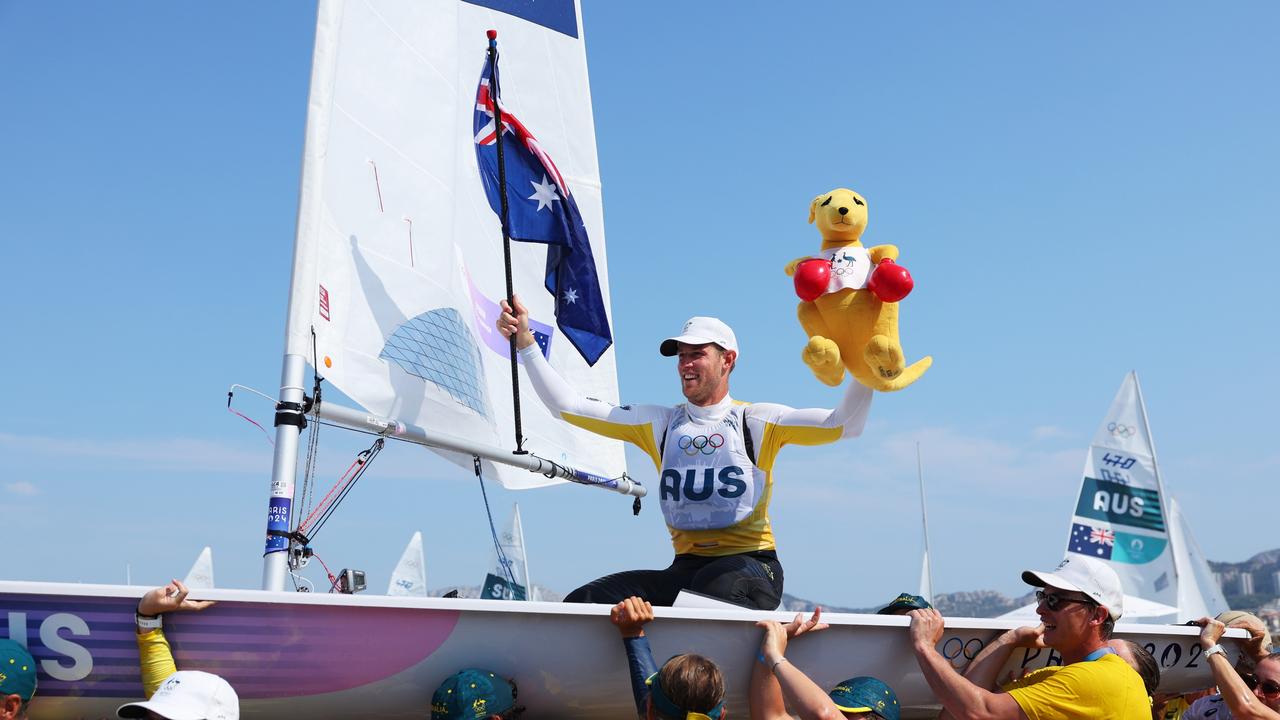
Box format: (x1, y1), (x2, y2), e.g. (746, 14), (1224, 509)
(563, 288), (579, 304)
(528, 175), (560, 211)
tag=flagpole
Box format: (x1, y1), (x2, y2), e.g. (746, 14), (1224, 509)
(486, 29), (526, 454)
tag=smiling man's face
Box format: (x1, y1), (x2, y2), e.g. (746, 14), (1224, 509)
(676, 342), (734, 406)
(1035, 585), (1101, 647)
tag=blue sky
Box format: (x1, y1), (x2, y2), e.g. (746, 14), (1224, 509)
(1, 2), (1277, 608)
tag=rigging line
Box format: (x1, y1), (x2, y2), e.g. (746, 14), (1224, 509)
(473, 456), (519, 591)
(225, 392), (274, 447)
(299, 409), (321, 523)
(298, 327), (325, 526)
(301, 439), (384, 542)
(311, 550), (340, 593)
(298, 453), (364, 533)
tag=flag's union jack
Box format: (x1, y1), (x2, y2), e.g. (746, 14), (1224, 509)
(1089, 527), (1115, 546)
(1068, 522), (1114, 559)
(474, 83), (568, 197)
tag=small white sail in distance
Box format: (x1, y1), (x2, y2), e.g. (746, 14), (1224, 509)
(182, 547), (215, 590)
(387, 531), (427, 597)
(482, 504), (533, 601)
(916, 442), (934, 604)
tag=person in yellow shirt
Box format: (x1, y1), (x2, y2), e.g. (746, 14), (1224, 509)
(115, 580), (239, 720)
(909, 555), (1150, 720)
(498, 299), (872, 610)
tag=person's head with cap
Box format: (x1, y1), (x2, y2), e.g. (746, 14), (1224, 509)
(828, 676), (899, 720)
(0, 639), (36, 720)
(645, 653), (726, 720)
(1021, 555), (1124, 661)
(876, 593), (932, 616)
(431, 669), (520, 720)
(659, 317), (738, 407)
(116, 670), (238, 720)
(1215, 610), (1274, 666)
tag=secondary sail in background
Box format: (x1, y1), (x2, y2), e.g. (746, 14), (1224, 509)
(283, 0), (625, 488)
(1065, 372), (1177, 606)
(482, 504), (534, 600)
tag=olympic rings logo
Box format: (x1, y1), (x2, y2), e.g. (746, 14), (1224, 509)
(678, 434), (725, 456)
(1107, 422), (1136, 438)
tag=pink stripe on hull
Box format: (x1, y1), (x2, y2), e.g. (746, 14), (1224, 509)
(168, 604), (461, 698)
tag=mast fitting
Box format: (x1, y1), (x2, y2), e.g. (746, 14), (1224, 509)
(274, 399), (309, 429)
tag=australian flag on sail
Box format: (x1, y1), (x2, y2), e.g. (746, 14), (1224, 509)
(1068, 522), (1114, 560)
(473, 52), (612, 365)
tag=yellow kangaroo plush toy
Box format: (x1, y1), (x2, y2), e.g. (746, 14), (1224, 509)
(784, 188), (932, 391)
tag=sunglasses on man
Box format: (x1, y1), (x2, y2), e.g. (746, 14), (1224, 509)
(1241, 673), (1280, 698)
(1034, 590), (1097, 611)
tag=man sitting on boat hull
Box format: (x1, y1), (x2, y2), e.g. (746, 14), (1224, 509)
(498, 299), (872, 609)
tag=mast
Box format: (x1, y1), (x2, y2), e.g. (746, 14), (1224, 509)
(916, 442), (934, 603)
(262, 0), (342, 592)
(1131, 370), (1178, 588)
(261, 354), (307, 591)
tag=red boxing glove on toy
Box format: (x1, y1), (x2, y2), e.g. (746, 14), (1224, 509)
(866, 258), (914, 302)
(793, 258), (830, 302)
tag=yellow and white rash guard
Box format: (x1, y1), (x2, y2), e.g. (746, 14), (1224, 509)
(519, 344), (873, 556)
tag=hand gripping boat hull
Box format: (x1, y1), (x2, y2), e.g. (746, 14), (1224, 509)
(6, 581), (1240, 719)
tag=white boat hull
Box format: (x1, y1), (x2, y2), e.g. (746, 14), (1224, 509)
(4, 581), (1237, 719)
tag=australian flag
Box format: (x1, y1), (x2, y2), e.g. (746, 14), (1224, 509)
(473, 49), (612, 365)
(1068, 522), (1114, 560)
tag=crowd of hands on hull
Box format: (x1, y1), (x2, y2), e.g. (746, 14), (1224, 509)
(4, 580), (1277, 720)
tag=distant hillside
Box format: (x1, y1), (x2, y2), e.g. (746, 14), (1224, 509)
(1210, 549), (1280, 609)
(780, 589), (1036, 618)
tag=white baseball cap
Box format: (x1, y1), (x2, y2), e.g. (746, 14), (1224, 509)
(659, 317), (738, 356)
(117, 670), (239, 720)
(1022, 555), (1125, 621)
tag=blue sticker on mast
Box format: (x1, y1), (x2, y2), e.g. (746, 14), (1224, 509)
(264, 497), (292, 553)
(462, 0), (579, 38)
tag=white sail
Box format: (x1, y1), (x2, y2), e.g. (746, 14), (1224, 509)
(1169, 496), (1230, 618)
(916, 442), (934, 604)
(918, 552), (933, 605)
(283, 0), (624, 488)
(387, 531), (428, 597)
(482, 503), (532, 600)
(182, 547), (215, 590)
(1064, 372), (1178, 605)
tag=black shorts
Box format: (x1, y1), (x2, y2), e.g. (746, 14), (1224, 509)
(563, 550), (783, 610)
